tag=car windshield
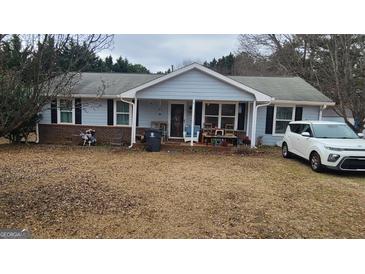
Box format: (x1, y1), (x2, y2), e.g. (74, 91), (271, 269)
(312, 124), (359, 139)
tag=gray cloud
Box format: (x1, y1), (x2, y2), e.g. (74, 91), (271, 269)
(98, 34), (238, 73)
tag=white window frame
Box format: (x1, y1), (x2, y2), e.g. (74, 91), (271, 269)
(114, 100), (132, 127)
(57, 98), (75, 124)
(272, 105), (296, 136)
(204, 103), (220, 128)
(202, 101), (239, 130)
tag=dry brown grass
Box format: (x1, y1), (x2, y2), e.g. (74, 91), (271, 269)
(0, 144), (364, 239)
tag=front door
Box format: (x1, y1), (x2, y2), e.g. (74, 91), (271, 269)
(170, 103), (184, 138)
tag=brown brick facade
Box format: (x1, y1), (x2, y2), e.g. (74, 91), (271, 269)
(38, 124), (137, 145)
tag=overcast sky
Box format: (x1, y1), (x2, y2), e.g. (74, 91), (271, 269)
(98, 34), (239, 73)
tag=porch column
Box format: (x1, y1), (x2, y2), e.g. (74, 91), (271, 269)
(247, 102), (251, 137)
(190, 99), (196, 146)
(250, 101), (257, 148)
(132, 97), (138, 144)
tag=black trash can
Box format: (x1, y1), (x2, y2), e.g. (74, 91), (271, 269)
(144, 129), (161, 152)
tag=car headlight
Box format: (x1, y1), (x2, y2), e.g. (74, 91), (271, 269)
(325, 146), (344, 151)
(328, 154), (341, 162)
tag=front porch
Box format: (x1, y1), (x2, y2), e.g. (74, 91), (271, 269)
(118, 64), (270, 148)
(132, 98), (258, 147)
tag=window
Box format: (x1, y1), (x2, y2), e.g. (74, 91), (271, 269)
(59, 99), (74, 124)
(289, 124), (300, 133)
(221, 104), (235, 128)
(203, 103), (237, 129)
(115, 101), (130, 125)
(289, 123), (313, 136)
(204, 103), (219, 127)
(301, 124), (313, 136)
(274, 106), (294, 134)
(312, 124), (359, 139)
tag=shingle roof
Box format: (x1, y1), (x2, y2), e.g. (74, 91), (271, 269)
(229, 76), (332, 102)
(72, 72), (162, 95)
(72, 71), (332, 103)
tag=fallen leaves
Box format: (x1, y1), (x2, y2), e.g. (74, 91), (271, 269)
(0, 144), (364, 239)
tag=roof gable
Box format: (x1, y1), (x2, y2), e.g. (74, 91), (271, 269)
(120, 63), (272, 101)
(136, 68), (256, 101)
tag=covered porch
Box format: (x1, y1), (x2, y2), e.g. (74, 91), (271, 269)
(130, 98), (259, 148)
(118, 63), (272, 148)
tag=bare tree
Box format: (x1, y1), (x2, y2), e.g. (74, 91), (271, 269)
(0, 34), (113, 139)
(232, 52), (281, 76)
(237, 34), (365, 132)
(321, 35), (365, 131)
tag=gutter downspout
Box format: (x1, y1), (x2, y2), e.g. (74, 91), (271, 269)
(251, 98), (274, 148)
(319, 105), (327, 121)
(119, 96), (135, 149)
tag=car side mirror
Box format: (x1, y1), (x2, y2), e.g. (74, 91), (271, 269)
(358, 133), (364, 138)
(301, 132), (310, 137)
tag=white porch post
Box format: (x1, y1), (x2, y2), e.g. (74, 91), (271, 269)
(247, 102), (251, 137)
(250, 101), (257, 148)
(190, 99), (195, 146)
(132, 97), (138, 144)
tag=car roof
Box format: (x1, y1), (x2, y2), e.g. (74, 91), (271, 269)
(289, 120), (346, 125)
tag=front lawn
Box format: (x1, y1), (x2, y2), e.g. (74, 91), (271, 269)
(0, 144), (364, 238)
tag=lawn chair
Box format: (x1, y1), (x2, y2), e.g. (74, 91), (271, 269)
(224, 124), (235, 137)
(183, 125), (200, 143)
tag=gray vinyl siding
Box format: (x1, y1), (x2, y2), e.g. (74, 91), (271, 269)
(256, 107), (283, 146)
(256, 105), (321, 146)
(137, 99), (194, 130)
(302, 106), (320, 120)
(138, 99), (168, 128)
(137, 69), (255, 101)
(81, 99), (108, 126)
(39, 99), (108, 126)
(39, 103), (52, 124)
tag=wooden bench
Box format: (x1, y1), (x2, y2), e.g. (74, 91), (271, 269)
(203, 135), (238, 146)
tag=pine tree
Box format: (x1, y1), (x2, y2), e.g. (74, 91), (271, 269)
(204, 53), (236, 75)
(104, 55), (113, 72)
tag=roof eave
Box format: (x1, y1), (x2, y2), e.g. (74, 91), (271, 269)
(272, 99), (335, 106)
(67, 94), (120, 99)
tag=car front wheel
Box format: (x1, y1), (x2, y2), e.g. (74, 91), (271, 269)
(282, 143), (291, 158)
(310, 152), (323, 172)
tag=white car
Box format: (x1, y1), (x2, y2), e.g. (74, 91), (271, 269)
(281, 121), (365, 172)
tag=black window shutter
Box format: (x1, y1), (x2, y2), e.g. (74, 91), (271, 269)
(295, 107), (303, 121)
(195, 101), (202, 126)
(238, 103), (245, 130)
(265, 106), (274, 134)
(51, 99), (57, 124)
(75, 98), (82, 124)
(107, 99), (114, 125)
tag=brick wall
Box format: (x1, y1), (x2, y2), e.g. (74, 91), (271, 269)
(38, 124), (134, 145)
